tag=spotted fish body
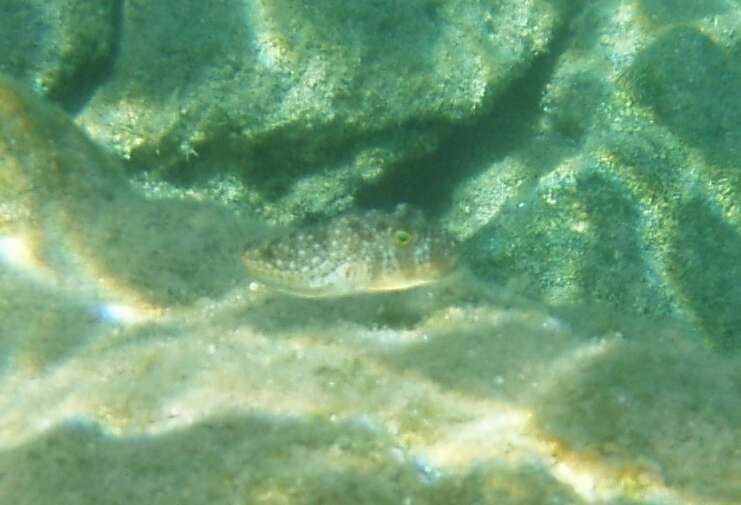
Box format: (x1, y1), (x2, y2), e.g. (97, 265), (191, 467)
(241, 205), (457, 297)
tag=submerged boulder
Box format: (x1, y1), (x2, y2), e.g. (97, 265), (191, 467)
(72, 0), (562, 220)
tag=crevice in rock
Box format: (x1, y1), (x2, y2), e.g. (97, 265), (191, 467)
(354, 1), (585, 216)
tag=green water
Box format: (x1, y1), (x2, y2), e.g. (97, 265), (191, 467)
(0, 1), (739, 504)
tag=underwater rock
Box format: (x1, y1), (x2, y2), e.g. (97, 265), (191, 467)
(242, 204), (457, 297)
(1, 266), (738, 504)
(0, 0), (117, 109)
(0, 74), (126, 235)
(1, 3), (740, 503)
(0, 75), (252, 308)
(73, 0), (561, 221)
(443, 1), (741, 350)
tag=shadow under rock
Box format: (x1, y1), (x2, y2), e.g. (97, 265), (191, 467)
(354, 0), (584, 215)
(159, 0), (458, 197)
(116, 0), (455, 202)
(234, 266), (525, 340)
(237, 283), (459, 338)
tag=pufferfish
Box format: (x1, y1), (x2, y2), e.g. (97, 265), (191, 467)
(241, 204), (457, 297)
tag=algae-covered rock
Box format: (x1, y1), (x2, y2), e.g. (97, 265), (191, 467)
(1, 261), (738, 504)
(444, 0), (741, 350)
(1, 2), (741, 502)
(0, 75), (253, 310)
(0, 0), (118, 110)
(535, 324), (741, 503)
(74, 0), (561, 221)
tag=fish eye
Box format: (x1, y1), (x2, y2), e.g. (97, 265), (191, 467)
(393, 229), (413, 246)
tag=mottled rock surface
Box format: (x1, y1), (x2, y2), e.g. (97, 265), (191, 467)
(1, 1), (741, 503)
(0, 76), (253, 311)
(70, 0), (561, 220)
(0, 0), (118, 109)
(442, 0), (741, 349)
